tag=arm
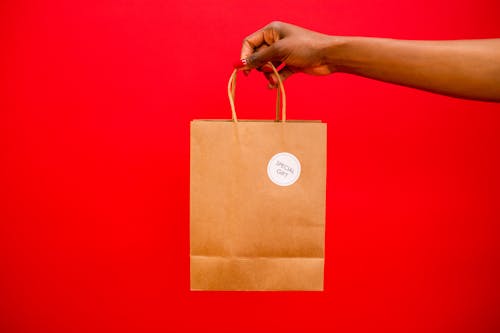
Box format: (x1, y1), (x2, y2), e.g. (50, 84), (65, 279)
(239, 21), (500, 102)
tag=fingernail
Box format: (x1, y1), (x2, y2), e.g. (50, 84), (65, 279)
(233, 58), (247, 69)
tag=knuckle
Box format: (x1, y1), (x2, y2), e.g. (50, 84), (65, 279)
(242, 37), (252, 47)
(267, 21), (283, 30)
(247, 53), (260, 66)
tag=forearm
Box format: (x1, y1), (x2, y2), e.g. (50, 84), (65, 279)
(327, 37), (500, 102)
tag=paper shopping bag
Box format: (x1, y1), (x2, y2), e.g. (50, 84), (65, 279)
(190, 67), (327, 291)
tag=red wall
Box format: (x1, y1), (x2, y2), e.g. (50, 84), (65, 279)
(1, 1), (500, 332)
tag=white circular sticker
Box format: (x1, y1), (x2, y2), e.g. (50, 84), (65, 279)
(267, 152), (301, 186)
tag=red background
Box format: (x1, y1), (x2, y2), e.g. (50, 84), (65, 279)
(1, 1), (500, 332)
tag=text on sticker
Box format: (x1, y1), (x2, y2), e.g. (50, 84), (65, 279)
(276, 160), (295, 178)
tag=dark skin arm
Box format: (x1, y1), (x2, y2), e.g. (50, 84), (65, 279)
(240, 21), (500, 102)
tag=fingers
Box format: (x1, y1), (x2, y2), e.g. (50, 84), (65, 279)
(264, 66), (295, 89)
(241, 30), (266, 62)
(237, 21), (295, 87)
(247, 42), (287, 70)
(278, 67), (295, 81)
(240, 22), (283, 70)
(252, 44), (272, 70)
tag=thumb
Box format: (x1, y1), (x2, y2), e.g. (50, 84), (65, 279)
(245, 42), (284, 69)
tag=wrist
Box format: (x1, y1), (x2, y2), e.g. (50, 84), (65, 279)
(321, 35), (354, 74)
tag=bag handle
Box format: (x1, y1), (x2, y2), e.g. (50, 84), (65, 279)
(228, 63), (286, 123)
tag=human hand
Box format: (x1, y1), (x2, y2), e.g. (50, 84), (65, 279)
(237, 21), (338, 87)
(236, 21), (500, 101)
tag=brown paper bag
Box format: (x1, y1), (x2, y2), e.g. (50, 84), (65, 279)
(190, 67), (327, 291)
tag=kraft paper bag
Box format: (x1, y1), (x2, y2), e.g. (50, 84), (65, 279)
(190, 67), (327, 291)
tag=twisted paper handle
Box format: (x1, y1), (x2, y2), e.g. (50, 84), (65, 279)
(228, 63), (286, 123)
